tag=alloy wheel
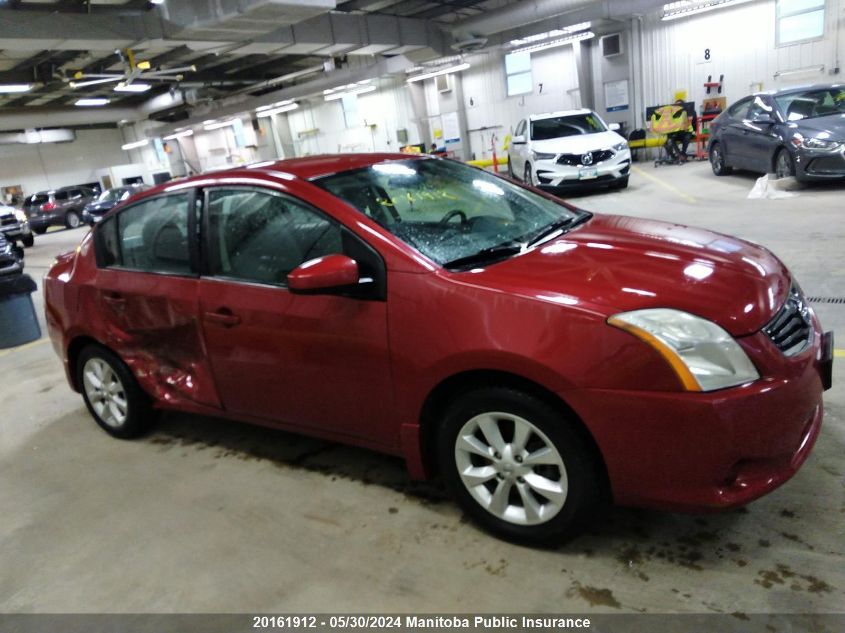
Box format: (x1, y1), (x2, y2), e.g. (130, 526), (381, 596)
(454, 411), (568, 526)
(711, 145), (725, 174)
(776, 150), (794, 179)
(82, 357), (128, 428)
(66, 212), (81, 228)
(524, 164), (534, 185)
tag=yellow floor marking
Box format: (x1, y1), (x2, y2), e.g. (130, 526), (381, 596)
(0, 337), (49, 359)
(834, 349), (845, 358)
(632, 165), (697, 203)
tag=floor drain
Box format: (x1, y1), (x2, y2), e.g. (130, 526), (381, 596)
(806, 296), (845, 305)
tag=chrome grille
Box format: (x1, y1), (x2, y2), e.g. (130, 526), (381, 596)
(763, 285), (813, 357)
(556, 149), (614, 166)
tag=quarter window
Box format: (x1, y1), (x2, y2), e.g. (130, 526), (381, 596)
(112, 194), (192, 274)
(777, 0), (824, 45)
(207, 188), (343, 285)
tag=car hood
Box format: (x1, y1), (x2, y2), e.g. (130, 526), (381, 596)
(463, 214), (791, 337)
(786, 114), (845, 141)
(530, 131), (626, 154)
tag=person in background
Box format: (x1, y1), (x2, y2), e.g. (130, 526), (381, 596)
(669, 99), (697, 160)
(429, 142), (447, 156)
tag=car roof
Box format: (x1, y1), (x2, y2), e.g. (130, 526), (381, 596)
(756, 83), (844, 97)
(528, 109), (592, 121)
(137, 153), (424, 200)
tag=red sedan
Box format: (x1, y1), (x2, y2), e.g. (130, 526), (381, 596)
(44, 154), (833, 543)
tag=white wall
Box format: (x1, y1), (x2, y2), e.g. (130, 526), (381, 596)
(0, 129), (129, 197)
(637, 0), (844, 126)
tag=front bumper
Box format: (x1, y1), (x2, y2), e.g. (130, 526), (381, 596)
(566, 328), (831, 512)
(0, 221), (31, 241)
(534, 149), (631, 188)
(794, 146), (845, 181)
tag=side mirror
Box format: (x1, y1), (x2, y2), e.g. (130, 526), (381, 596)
(512, 134), (526, 145)
(750, 112), (775, 125)
(608, 122), (621, 131)
(288, 254), (359, 293)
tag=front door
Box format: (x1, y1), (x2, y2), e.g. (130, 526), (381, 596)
(197, 186), (396, 448)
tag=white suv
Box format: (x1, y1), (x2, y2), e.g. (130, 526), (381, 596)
(509, 109), (631, 190)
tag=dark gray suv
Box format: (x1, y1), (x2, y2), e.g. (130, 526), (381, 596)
(709, 84), (845, 181)
(23, 186), (97, 233)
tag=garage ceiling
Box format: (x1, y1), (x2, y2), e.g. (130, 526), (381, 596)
(0, 0), (497, 123)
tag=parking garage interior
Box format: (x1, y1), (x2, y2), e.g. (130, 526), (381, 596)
(0, 0), (844, 629)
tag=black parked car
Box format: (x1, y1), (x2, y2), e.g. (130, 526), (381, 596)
(82, 184), (148, 225)
(709, 84), (845, 181)
(22, 186), (97, 233)
(0, 232), (23, 276)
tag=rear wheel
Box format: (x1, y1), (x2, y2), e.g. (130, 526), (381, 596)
(438, 387), (605, 544)
(33, 227), (47, 235)
(77, 345), (156, 439)
(710, 142), (732, 176)
(65, 211), (81, 229)
(774, 148), (795, 179)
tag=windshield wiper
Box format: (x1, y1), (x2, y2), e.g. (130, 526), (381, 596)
(443, 241), (525, 270)
(525, 211), (592, 248)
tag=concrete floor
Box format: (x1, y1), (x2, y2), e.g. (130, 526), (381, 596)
(1, 161), (843, 615)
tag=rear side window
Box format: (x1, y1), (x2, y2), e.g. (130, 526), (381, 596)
(207, 188), (343, 285)
(55, 191), (69, 201)
(104, 194), (192, 275)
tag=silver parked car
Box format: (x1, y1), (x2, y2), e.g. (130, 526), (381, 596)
(0, 204), (34, 248)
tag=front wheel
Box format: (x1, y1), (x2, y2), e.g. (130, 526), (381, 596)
(438, 387), (605, 544)
(65, 211), (81, 229)
(22, 234), (34, 248)
(77, 345), (156, 439)
(523, 163), (534, 186)
(710, 142), (732, 176)
(507, 157), (514, 178)
(774, 148), (795, 179)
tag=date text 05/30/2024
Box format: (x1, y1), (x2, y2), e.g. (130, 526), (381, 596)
(253, 616), (592, 629)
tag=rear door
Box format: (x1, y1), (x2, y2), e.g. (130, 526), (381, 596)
(93, 190), (220, 408)
(196, 185), (395, 447)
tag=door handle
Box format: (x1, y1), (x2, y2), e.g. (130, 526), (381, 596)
(204, 309), (241, 327)
(102, 292), (126, 307)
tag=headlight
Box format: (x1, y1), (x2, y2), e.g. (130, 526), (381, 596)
(532, 151), (556, 161)
(608, 308), (759, 392)
(612, 141), (628, 152)
(13, 209), (28, 223)
(790, 134), (842, 151)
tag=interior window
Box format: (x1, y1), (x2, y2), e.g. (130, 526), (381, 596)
(116, 194), (192, 274)
(207, 188), (343, 285)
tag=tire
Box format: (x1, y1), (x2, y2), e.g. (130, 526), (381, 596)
(709, 142), (732, 176)
(523, 163), (534, 186)
(774, 148), (795, 179)
(33, 227), (47, 235)
(77, 345), (156, 439)
(613, 176), (629, 189)
(437, 387), (606, 545)
(507, 157), (515, 179)
(22, 234), (34, 248)
(65, 210), (81, 229)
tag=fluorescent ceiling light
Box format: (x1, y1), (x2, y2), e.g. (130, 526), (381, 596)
(256, 99), (294, 112)
(114, 82), (152, 93)
(204, 119), (239, 130)
(121, 139), (149, 150)
(75, 98), (110, 106)
(661, 0), (754, 21)
(256, 102), (299, 117)
(511, 31), (595, 55)
(508, 22), (592, 46)
(150, 0), (165, 4)
(163, 130), (194, 140)
(406, 62), (471, 84)
(0, 84), (34, 93)
(324, 85), (376, 101)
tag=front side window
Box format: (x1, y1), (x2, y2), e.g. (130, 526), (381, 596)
(530, 113), (606, 141)
(207, 188), (343, 285)
(777, 0), (824, 45)
(316, 159), (583, 268)
(113, 194), (191, 274)
(726, 98), (751, 120)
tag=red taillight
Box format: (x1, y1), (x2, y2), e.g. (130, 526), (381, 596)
(42, 202), (56, 211)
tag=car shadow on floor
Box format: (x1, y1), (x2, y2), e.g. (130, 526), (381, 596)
(148, 410), (763, 561)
